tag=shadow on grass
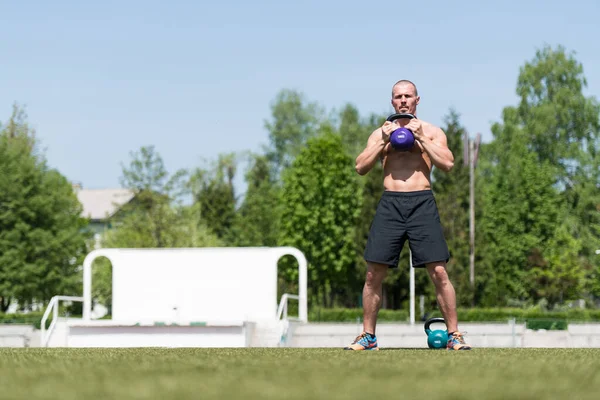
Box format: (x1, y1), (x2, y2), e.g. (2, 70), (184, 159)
(379, 348), (438, 351)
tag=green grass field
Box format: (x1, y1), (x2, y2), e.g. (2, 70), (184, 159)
(1, 348), (600, 399)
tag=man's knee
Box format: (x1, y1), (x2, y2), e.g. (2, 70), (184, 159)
(426, 262), (450, 285)
(365, 262), (388, 286)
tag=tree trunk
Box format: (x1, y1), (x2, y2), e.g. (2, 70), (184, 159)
(0, 296), (11, 313)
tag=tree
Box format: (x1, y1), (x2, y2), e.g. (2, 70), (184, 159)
(279, 128), (362, 308)
(229, 153), (281, 247)
(108, 145), (193, 247)
(93, 146), (222, 311)
(264, 89), (326, 174)
(189, 152), (238, 241)
(337, 109), (396, 307)
(527, 224), (585, 306)
(478, 106), (562, 306)
(0, 105), (91, 311)
(515, 45), (600, 184)
(337, 103), (368, 158)
(516, 45), (600, 292)
(477, 45), (600, 307)
(429, 109), (471, 307)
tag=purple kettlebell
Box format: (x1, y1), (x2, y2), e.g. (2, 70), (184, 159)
(386, 113), (416, 151)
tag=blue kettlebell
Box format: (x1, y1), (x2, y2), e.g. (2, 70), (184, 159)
(424, 317), (448, 349)
(386, 113), (415, 151)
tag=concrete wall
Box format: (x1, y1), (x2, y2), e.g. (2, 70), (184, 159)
(4, 321), (600, 348)
(285, 322), (600, 349)
(0, 325), (39, 347)
(67, 324), (251, 348)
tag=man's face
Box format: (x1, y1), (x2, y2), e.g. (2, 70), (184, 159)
(391, 83), (420, 115)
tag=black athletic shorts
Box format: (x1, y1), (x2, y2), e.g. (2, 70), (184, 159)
(363, 190), (450, 268)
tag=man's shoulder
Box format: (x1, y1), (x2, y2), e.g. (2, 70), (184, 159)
(368, 126), (382, 139)
(420, 120), (444, 135)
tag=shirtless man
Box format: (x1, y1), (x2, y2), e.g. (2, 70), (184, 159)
(344, 80), (471, 351)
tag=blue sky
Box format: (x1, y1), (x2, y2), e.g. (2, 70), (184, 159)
(1, 0), (599, 195)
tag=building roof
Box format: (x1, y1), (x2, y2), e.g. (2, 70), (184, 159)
(76, 188), (135, 221)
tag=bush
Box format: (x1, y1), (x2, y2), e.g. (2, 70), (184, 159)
(308, 307), (600, 327)
(0, 312), (49, 329)
(309, 308), (409, 322)
(4, 307), (600, 329)
(525, 319), (568, 330)
(425, 308), (600, 324)
(0, 310), (83, 329)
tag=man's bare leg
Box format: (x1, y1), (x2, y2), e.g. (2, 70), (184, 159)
(426, 261), (471, 350)
(344, 262), (388, 350)
(362, 262), (389, 335)
(426, 262), (458, 331)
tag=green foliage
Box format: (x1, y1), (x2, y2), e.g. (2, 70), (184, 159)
(337, 107), (391, 307)
(0, 312), (50, 329)
(93, 146), (222, 309)
(337, 104), (369, 158)
(279, 129), (362, 308)
(309, 307), (408, 322)
(107, 146), (220, 248)
(478, 125), (562, 305)
(3, 44), (600, 315)
(476, 44), (600, 308)
(515, 46), (600, 297)
(525, 319), (568, 331)
(264, 89), (326, 173)
(308, 307), (600, 324)
(516, 45), (600, 179)
(0, 105), (91, 312)
(229, 154), (282, 247)
(5, 307), (600, 328)
(190, 153), (238, 241)
(527, 224), (586, 305)
(422, 307), (600, 324)
(430, 109), (471, 306)
(120, 145), (186, 197)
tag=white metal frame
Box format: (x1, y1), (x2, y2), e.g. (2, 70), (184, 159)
(40, 295), (84, 347)
(276, 293), (301, 321)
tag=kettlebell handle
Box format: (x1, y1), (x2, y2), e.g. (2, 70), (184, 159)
(424, 317), (446, 334)
(386, 113), (415, 122)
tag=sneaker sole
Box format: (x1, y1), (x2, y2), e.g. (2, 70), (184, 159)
(343, 346), (380, 351)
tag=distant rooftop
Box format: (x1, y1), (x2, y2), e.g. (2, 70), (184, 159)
(75, 188), (135, 221)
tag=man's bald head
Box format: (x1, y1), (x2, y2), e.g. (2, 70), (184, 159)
(390, 80), (420, 115)
(392, 80), (418, 97)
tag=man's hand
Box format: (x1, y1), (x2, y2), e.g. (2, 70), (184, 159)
(380, 121), (397, 143)
(405, 119), (425, 141)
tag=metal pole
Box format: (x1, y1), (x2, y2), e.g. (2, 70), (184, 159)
(410, 247), (415, 325)
(510, 318), (516, 348)
(469, 139), (475, 294)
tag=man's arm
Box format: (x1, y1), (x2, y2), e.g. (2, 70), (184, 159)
(355, 127), (388, 175)
(418, 127), (454, 172)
